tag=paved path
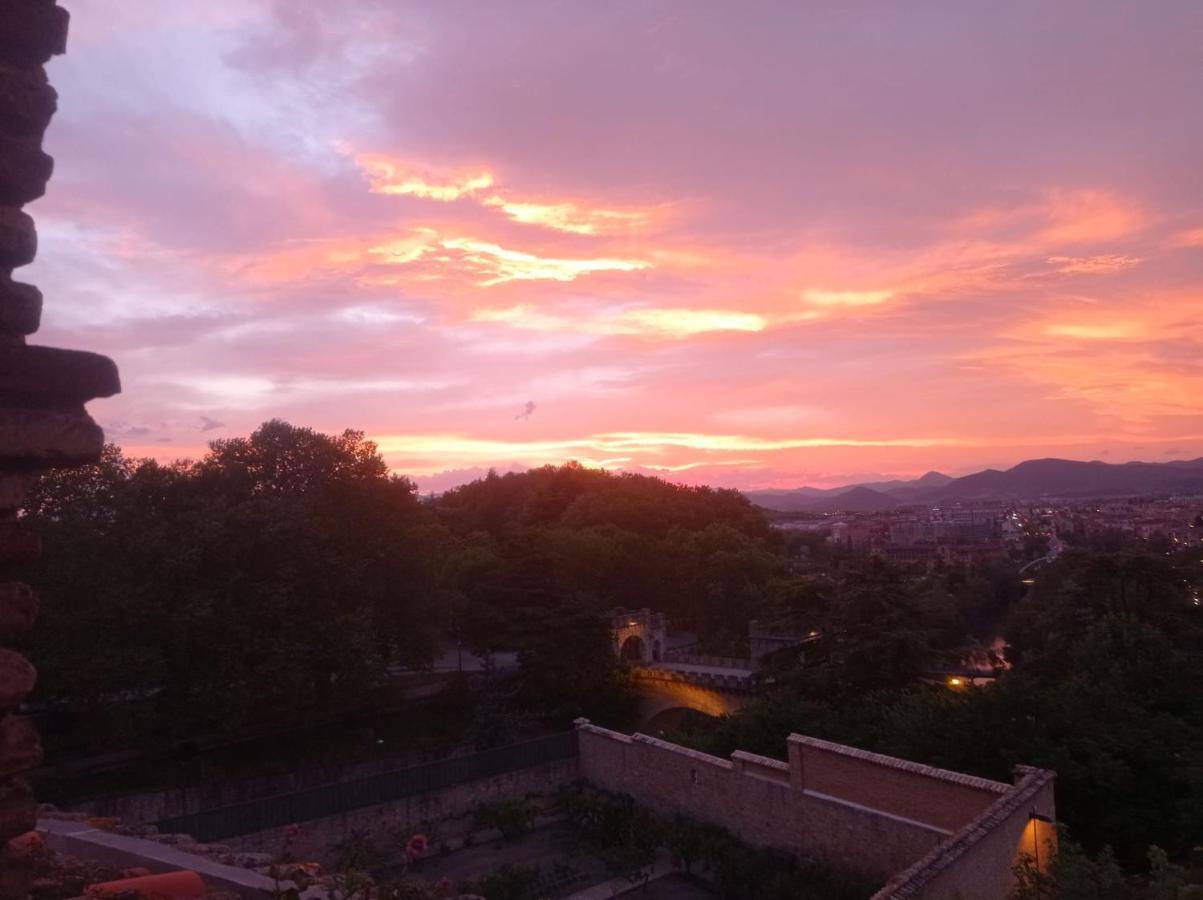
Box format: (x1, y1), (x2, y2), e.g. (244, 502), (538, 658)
(649, 661), (755, 678)
(564, 858), (676, 899)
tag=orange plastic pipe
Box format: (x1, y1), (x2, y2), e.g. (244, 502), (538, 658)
(86, 870), (207, 899)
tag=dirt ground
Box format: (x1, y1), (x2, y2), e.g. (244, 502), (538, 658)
(382, 822), (605, 897)
(616, 873), (716, 898)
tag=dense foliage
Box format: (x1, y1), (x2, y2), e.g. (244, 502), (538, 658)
(20, 421), (787, 748)
(433, 461), (785, 654)
(22, 419), (1203, 889)
(674, 544), (1203, 880)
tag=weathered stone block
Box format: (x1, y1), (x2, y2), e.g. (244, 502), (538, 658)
(0, 524), (40, 564)
(0, 582), (37, 638)
(0, 134), (53, 207)
(0, 207), (36, 268)
(0, 276), (41, 335)
(0, 777), (36, 843)
(0, 715), (42, 777)
(0, 406), (105, 467)
(0, 474), (33, 510)
(0, 648), (35, 712)
(0, 63), (56, 137)
(0, 345), (121, 403)
(0, 1), (69, 69)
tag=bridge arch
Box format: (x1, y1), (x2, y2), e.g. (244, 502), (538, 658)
(619, 634), (646, 662)
(634, 677), (751, 730)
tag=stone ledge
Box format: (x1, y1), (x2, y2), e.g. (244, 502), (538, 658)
(788, 734), (1010, 794)
(0, 276), (41, 335)
(0, 405), (104, 467)
(0, 647), (36, 710)
(0, 133), (53, 206)
(0, 581), (38, 638)
(0, 345), (120, 403)
(730, 750), (789, 772)
(0, 206), (36, 268)
(0, 1), (70, 69)
(0, 63), (57, 137)
(37, 818), (307, 900)
(0, 714), (42, 777)
(0, 776), (36, 842)
(631, 733), (734, 771)
(573, 719), (634, 744)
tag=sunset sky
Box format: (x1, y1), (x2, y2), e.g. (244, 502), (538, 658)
(27, 1), (1203, 491)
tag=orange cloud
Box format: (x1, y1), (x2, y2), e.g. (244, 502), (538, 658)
(471, 304), (764, 338)
(1038, 188), (1145, 244)
(370, 430), (984, 474)
(976, 293), (1203, 424)
(1046, 255), (1141, 274)
(349, 148), (663, 236)
(1043, 321), (1146, 340)
(230, 227), (652, 288)
(438, 237), (650, 285)
(1172, 227), (1203, 248)
(482, 196), (655, 235)
(355, 152), (494, 200)
(802, 289), (895, 307)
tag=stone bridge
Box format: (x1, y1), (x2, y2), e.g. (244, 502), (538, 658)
(610, 609), (767, 730)
(630, 663), (756, 733)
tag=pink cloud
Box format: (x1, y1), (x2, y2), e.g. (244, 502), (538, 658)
(22, 0), (1203, 489)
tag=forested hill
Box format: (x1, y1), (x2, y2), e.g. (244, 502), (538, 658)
(436, 462), (775, 542)
(429, 461), (787, 645)
(20, 422), (790, 747)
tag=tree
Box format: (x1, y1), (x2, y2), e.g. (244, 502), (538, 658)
(199, 419), (389, 498)
(777, 559), (960, 696)
(512, 604), (637, 727)
(22, 422), (442, 746)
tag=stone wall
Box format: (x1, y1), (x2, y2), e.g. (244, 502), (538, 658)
(0, 2), (119, 896)
(871, 766), (1057, 900)
(788, 735), (1004, 832)
(223, 757), (578, 864)
(575, 720), (1055, 898)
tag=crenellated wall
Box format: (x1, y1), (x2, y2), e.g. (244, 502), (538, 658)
(574, 720), (1055, 899)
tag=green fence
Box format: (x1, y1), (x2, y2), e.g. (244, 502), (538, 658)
(156, 730), (579, 842)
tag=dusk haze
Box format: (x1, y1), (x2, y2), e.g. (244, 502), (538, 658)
(26, 0), (1203, 490)
(4, 3), (1203, 899)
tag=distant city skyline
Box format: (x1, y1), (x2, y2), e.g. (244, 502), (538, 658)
(27, 1), (1203, 491)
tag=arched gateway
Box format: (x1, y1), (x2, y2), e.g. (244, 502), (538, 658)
(610, 608), (666, 664)
(610, 608), (758, 728)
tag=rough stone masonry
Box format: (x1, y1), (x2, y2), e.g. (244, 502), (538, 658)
(0, 1), (120, 896)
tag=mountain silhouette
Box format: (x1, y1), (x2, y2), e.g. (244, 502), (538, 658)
(746, 457), (1203, 511)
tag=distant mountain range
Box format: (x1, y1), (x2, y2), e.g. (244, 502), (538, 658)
(744, 457), (1203, 512)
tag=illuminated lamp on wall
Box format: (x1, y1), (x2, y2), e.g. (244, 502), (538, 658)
(1028, 811), (1054, 869)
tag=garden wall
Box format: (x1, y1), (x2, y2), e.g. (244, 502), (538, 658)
(223, 756), (578, 863)
(574, 720), (1055, 898)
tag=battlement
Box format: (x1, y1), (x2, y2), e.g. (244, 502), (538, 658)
(574, 720), (1055, 899)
